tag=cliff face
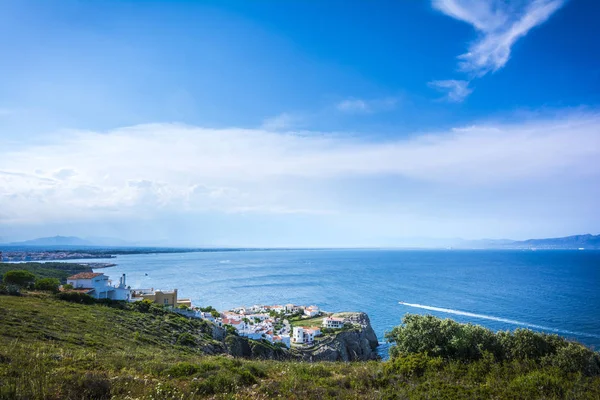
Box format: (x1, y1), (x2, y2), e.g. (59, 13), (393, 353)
(295, 312), (380, 362)
(210, 311), (379, 362)
(225, 335), (291, 360)
(210, 325), (291, 360)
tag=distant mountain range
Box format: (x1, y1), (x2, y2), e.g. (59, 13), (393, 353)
(1, 234), (599, 249)
(508, 234), (600, 249)
(439, 234), (600, 249)
(3, 235), (134, 247)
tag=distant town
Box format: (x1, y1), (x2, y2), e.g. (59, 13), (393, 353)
(0, 250), (116, 262)
(63, 270), (358, 349)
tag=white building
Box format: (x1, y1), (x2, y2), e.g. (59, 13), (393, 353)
(221, 318), (246, 331)
(222, 312), (243, 321)
(66, 272), (131, 301)
(322, 317), (345, 329)
(304, 305), (320, 317)
(273, 335), (291, 348)
(285, 304), (300, 313)
(199, 312), (216, 322)
(292, 326), (321, 344)
(246, 313), (270, 322)
(271, 305), (285, 313)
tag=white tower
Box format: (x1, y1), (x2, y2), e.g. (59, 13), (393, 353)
(292, 327), (304, 343)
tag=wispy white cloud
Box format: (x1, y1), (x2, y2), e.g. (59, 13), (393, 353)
(261, 112), (300, 131)
(428, 80), (473, 102)
(1, 111), (598, 224)
(431, 0), (564, 99)
(336, 97), (397, 114)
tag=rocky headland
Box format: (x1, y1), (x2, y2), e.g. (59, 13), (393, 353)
(213, 311), (379, 362)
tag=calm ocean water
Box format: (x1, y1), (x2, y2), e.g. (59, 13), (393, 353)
(86, 249), (600, 357)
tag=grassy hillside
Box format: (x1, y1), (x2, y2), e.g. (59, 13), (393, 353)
(0, 262), (91, 283)
(1, 294), (599, 399)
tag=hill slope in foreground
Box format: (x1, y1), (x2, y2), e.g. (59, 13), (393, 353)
(1, 294), (600, 399)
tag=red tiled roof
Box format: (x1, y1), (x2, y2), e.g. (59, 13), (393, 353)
(67, 272), (104, 280)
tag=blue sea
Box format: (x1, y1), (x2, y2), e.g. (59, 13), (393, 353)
(84, 249), (600, 357)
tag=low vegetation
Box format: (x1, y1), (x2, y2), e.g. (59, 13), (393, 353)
(1, 262), (598, 399)
(1, 293), (599, 399)
(0, 262), (91, 283)
(289, 315), (326, 327)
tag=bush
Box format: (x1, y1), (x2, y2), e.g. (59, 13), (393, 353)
(166, 362), (200, 377)
(546, 342), (600, 376)
(2, 270), (36, 288)
(59, 372), (112, 400)
(0, 283), (21, 296)
(191, 373), (236, 395)
(34, 277), (60, 293)
(56, 291), (96, 304)
(383, 353), (443, 378)
(176, 333), (197, 346)
(386, 314), (600, 377)
(225, 325), (238, 336)
(63, 283), (74, 290)
(129, 299), (156, 313)
(507, 370), (566, 398)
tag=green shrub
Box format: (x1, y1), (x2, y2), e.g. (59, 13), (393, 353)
(2, 270), (35, 288)
(546, 342), (600, 376)
(176, 332), (197, 346)
(498, 328), (561, 361)
(56, 291), (96, 304)
(34, 277), (60, 293)
(225, 325), (238, 336)
(507, 370), (566, 398)
(385, 313), (598, 378)
(166, 362), (199, 377)
(59, 372), (112, 400)
(0, 283), (21, 296)
(191, 373), (236, 395)
(129, 299), (156, 313)
(383, 353), (443, 378)
(63, 283), (74, 290)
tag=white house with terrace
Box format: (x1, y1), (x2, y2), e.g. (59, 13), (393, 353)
(304, 305), (320, 317)
(322, 317), (345, 329)
(292, 326), (321, 345)
(66, 272), (131, 301)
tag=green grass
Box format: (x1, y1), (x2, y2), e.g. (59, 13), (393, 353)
(0, 294), (220, 354)
(0, 262), (91, 283)
(1, 294), (600, 399)
(289, 315), (326, 328)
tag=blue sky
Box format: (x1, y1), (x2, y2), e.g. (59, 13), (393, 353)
(0, 0), (599, 246)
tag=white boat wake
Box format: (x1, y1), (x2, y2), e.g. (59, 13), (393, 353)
(398, 302), (600, 339)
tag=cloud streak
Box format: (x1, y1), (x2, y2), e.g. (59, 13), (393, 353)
(336, 97), (397, 114)
(429, 80), (473, 102)
(0, 112), (599, 224)
(261, 112), (300, 131)
(431, 0), (564, 100)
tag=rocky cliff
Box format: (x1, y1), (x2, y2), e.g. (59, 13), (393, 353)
(294, 312), (380, 362)
(210, 311), (379, 362)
